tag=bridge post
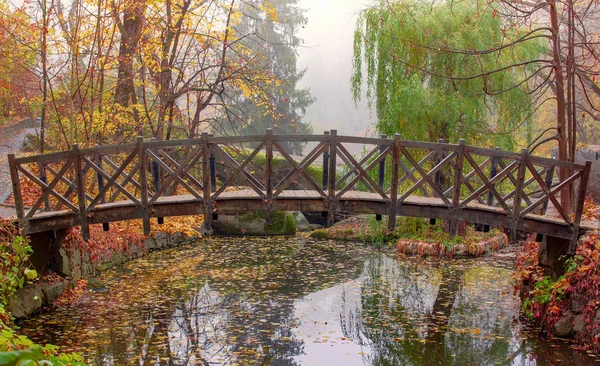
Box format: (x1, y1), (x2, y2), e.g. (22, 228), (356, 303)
(327, 130), (338, 226)
(430, 138), (444, 226)
(376, 134), (386, 222)
(449, 139), (465, 235)
(137, 137), (151, 235)
(536, 165), (555, 242)
(483, 148), (499, 233)
(569, 160), (591, 253)
(511, 148), (529, 243)
(37, 162), (50, 212)
(95, 147), (110, 231)
(72, 144), (90, 240)
(148, 138), (164, 225)
(322, 131), (330, 191)
(8, 154), (24, 221)
(201, 133), (213, 234)
(388, 134), (401, 232)
(266, 129), (274, 225)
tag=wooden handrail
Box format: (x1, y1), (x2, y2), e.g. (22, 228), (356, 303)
(9, 131), (592, 250)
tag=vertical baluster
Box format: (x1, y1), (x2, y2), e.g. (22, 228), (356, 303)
(536, 165), (555, 242)
(8, 154), (24, 221)
(511, 148), (529, 242)
(202, 132), (213, 234)
(95, 147), (109, 231)
(73, 144), (89, 240)
(321, 131), (330, 220)
(149, 138), (164, 225)
(569, 161), (591, 254)
(483, 149), (499, 233)
(322, 131), (330, 191)
(449, 139), (465, 235)
(376, 134), (387, 221)
(388, 134), (401, 232)
(430, 138), (444, 226)
(37, 162), (50, 212)
(327, 130), (337, 226)
(137, 136), (150, 235)
(266, 129), (273, 225)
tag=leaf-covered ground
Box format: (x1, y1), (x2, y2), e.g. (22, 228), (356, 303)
(18, 237), (599, 365)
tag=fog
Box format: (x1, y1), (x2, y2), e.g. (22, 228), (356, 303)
(297, 0), (376, 136)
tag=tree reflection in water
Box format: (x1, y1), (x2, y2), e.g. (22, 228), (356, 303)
(340, 255), (548, 366)
(18, 238), (597, 365)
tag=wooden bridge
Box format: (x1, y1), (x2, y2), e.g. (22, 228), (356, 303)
(8, 130), (592, 253)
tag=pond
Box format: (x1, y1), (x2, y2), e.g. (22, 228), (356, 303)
(19, 237), (598, 365)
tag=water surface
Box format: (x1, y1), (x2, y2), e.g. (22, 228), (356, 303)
(20, 237), (598, 365)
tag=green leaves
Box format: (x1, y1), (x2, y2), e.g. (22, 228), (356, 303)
(352, 0), (546, 149)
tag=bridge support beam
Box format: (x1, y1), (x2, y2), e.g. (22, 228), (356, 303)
(28, 229), (70, 274)
(539, 235), (573, 280)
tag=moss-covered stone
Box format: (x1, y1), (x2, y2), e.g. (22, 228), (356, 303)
(213, 211), (297, 236)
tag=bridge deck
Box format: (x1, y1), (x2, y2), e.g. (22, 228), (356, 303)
(9, 131), (594, 253)
(21, 189), (581, 240)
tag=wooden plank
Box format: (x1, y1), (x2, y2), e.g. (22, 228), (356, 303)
(209, 135), (266, 144)
(266, 129), (274, 224)
(272, 141), (326, 197)
(327, 130), (337, 226)
(335, 143), (384, 196)
(388, 134), (400, 231)
(336, 136), (393, 145)
(211, 144), (266, 197)
(450, 139), (466, 235)
(14, 150), (74, 165)
(398, 148), (454, 206)
(335, 144), (390, 200)
(18, 160), (79, 217)
(157, 147), (204, 192)
(570, 161), (591, 253)
(83, 154), (142, 208)
(520, 161), (570, 220)
(137, 137), (150, 235)
(273, 135), (330, 142)
(73, 144), (89, 240)
(212, 142), (265, 200)
(8, 154), (24, 220)
(460, 153), (511, 214)
(146, 149), (203, 203)
(81, 143), (137, 156)
(202, 133), (212, 234)
(511, 149), (529, 241)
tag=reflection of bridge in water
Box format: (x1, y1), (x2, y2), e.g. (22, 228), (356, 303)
(8, 130), (593, 253)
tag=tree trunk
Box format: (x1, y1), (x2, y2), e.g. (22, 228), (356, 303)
(548, 0), (573, 214)
(114, 0), (145, 108)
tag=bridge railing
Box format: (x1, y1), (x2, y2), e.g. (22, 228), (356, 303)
(8, 130), (590, 248)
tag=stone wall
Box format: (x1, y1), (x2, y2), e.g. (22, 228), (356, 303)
(11, 231), (200, 319)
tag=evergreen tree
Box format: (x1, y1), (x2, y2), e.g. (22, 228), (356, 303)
(218, 0), (314, 154)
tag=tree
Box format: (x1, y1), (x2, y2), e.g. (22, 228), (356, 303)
(351, 0), (545, 151)
(353, 0), (600, 212)
(493, 0), (600, 210)
(0, 1), (39, 123)
(217, 0), (314, 154)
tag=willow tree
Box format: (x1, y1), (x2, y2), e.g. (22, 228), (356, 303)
(351, 0), (546, 151)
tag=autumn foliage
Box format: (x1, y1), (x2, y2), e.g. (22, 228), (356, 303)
(516, 232), (600, 352)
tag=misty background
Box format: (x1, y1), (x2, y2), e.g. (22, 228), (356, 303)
(297, 0), (376, 136)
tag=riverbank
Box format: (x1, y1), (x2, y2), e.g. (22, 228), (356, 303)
(9, 217), (204, 319)
(516, 234), (600, 354)
(15, 235), (600, 365)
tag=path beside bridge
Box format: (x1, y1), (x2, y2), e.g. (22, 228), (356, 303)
(0, 118), (40, 218)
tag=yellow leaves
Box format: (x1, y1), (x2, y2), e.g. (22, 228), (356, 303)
(260, 2), (278, 22)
